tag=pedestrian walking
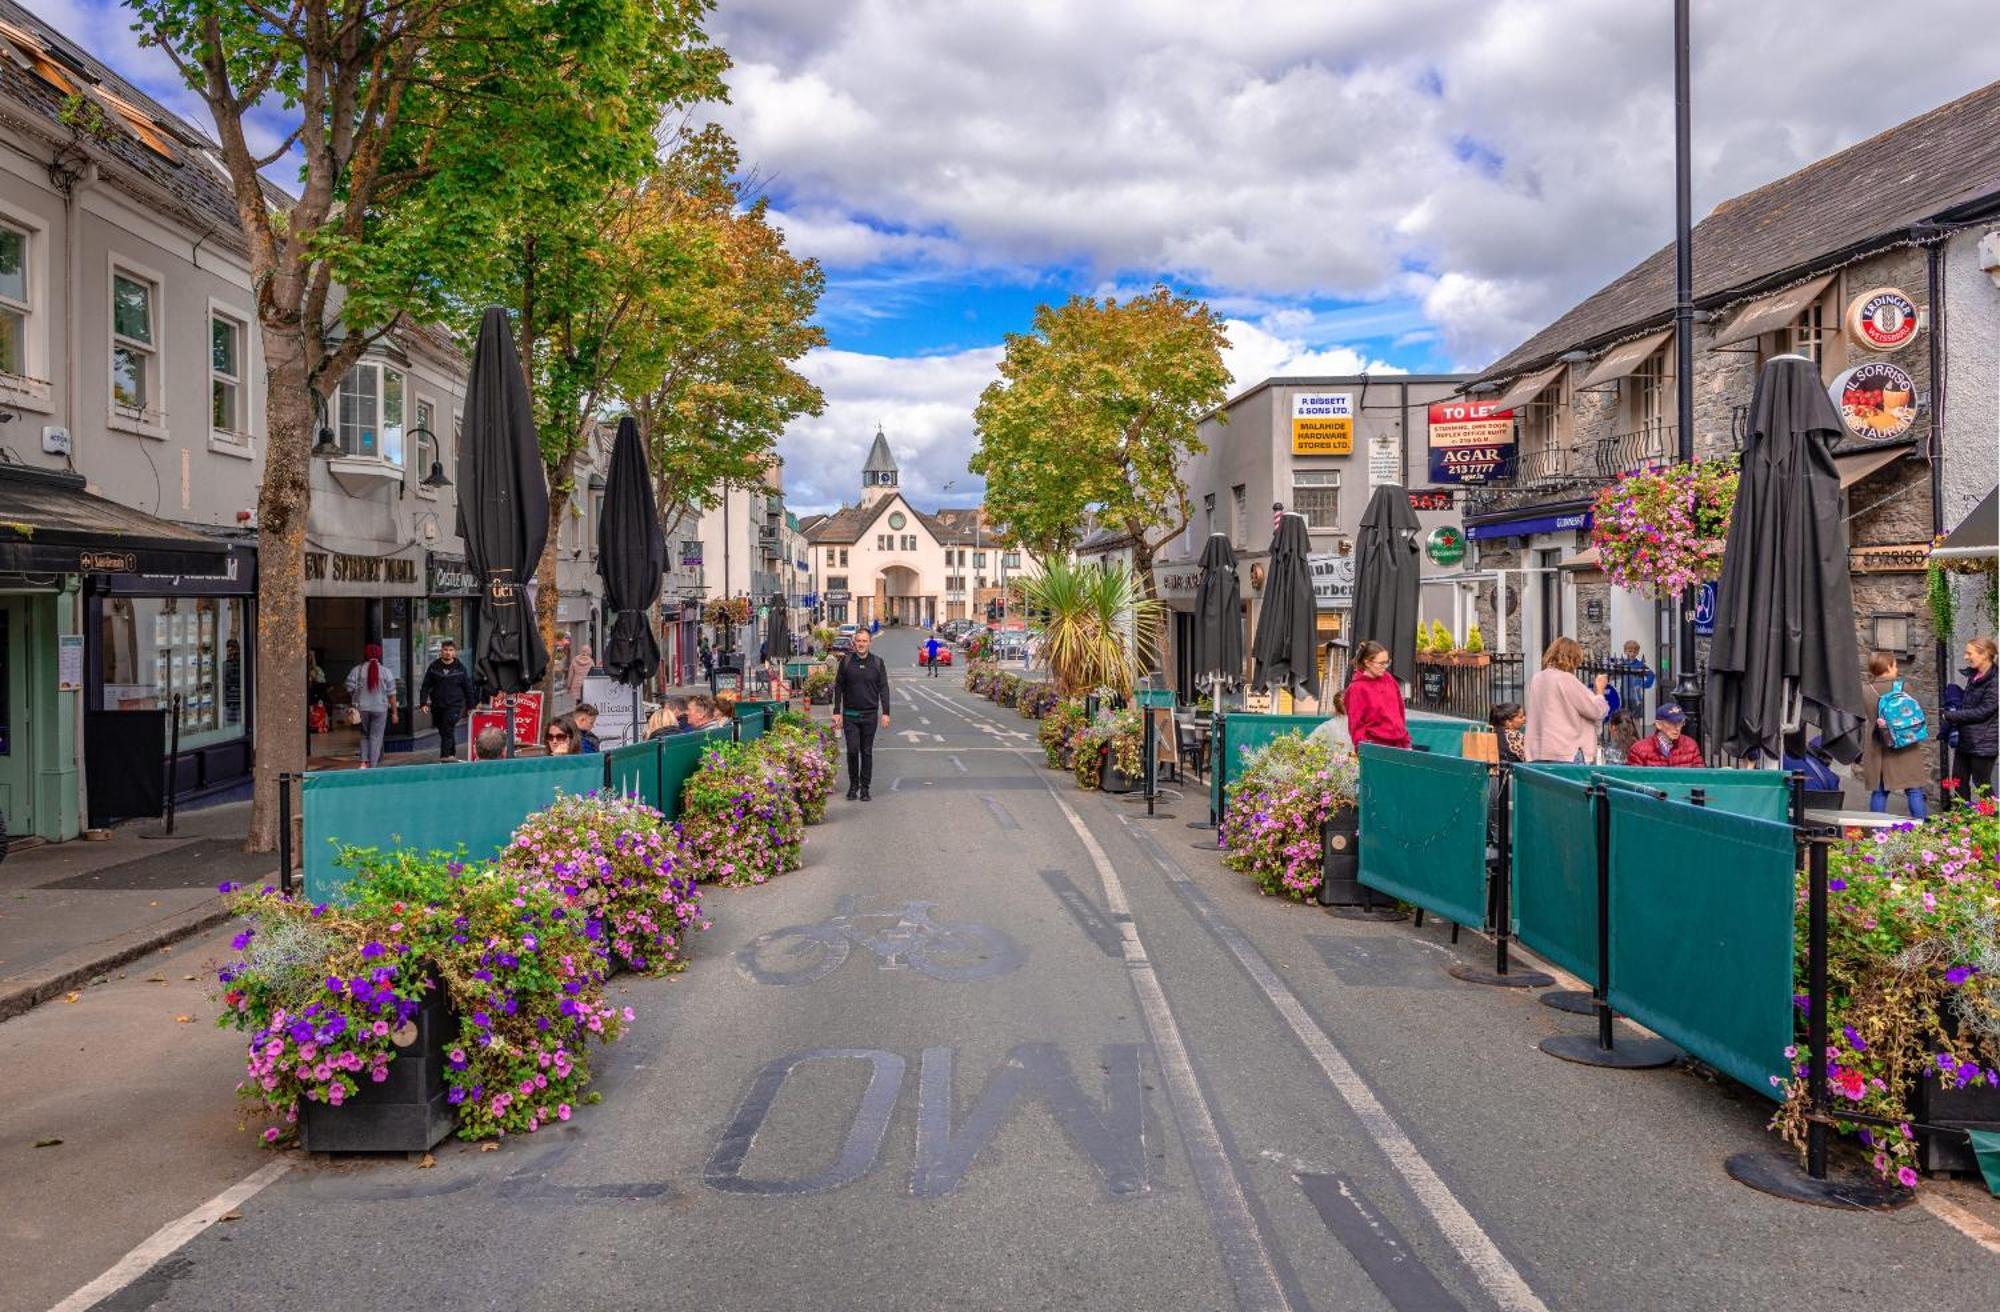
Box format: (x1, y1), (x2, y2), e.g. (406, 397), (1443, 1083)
(345, 643), (397, 768)
(832, 628), (891, 800)
(1861, 653), (1928, 818)
(1944, 636), (1997, 804)
(924, 632), (943, 677)
(419, 639), (477, 760)
(1344, 641), (1411, 749)
(1526, 637), (1610, 763)
(567, 642), (594, 703)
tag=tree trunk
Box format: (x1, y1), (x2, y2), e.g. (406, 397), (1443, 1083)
(245, 329), (314, 854)
(536, 482), (565, 698)
(1128, 534), (1163, 676)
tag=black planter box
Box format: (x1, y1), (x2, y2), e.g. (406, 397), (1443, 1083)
(1912, 1070), (2000, 1175)
(300, 984), (457, 1154)
(1318, 807), (1365, 906)
(1101, 757), (1137, 795)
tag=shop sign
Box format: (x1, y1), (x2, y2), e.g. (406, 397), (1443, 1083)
(1424, 526), (1467, 566)
(1407, 489), (1455, 512)
(1307, 552), (1353, 609)
(1693, 581), (1717, 637)
(680, 540), (704, 567)
(426, 553), (480, 596)
(824, 590), (851, 603)
(1367, 430), (1401, 487)
(1844, 287), (1920, 352)
(1848, 542), (1931, 574)
(305, 550), (420, 587)
(1290, 392), (1354, 456)
(1829, 361), (1918, 441)
(1465, 510), (1592, 542)
(1426, 401), (1516, 484)
(1154, 565), (1203, 603)
(469, 691), (544, 749)
(79, 549), (140, 573)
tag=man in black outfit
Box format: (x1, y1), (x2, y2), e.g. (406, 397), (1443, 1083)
(831, 627), (891, 800)
(418, 639), (478, 760)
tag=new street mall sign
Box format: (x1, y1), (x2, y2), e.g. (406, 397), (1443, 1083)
(1291, 392), (1354, 455)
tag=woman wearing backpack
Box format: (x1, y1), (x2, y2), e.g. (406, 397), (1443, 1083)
(1862, 652), (1927, 819)
(1943, 636), (1997, 805)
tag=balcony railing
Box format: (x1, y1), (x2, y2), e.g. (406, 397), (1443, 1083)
(1583, 424), (1673, 478)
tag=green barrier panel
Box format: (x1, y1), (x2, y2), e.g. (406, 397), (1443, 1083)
(1524, 763), (1790, 823)
(1357, 744), (1490, 926)
(1510, 767), (1601, 981)
(302, 754), (603, 904)
(1136, 689), (1175, 709)
(1211, 712), (1328, 819)
(1406, 712), (1476, 758)
(604, 740), (663, 810)
(1604, 787), (1795, 1097)
(733, 700), (773, 742)
(660, 724), (733, 820)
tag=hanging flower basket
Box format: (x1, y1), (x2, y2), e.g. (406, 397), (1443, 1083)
(1590, 458), (1738, 596)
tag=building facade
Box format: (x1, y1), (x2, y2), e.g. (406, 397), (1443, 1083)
(1455, 81), (2000, 738)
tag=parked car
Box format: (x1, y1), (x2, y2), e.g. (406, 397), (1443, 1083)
(992, 629), (1030, 661)
(833, 624), (858, 652)
(917, 644), (954, 667)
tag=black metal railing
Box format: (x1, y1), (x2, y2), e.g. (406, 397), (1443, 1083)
(1410, 652), (1528, 723)
(1586, 425), (1673, 478)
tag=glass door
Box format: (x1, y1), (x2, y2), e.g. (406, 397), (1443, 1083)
(0, 602), (31, 837)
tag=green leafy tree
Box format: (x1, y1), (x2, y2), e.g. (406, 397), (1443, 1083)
(970, 287), (1231, 579)
(132, 0), (721, 848)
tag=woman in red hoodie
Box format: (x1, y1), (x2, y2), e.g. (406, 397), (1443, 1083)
(1345, 640), (1412, 749)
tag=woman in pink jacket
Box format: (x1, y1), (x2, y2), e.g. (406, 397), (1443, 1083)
(1525, 636), (1610, 762)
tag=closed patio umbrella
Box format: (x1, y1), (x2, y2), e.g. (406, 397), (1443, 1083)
(457, 307), (550, 726)
(1705, 354), (1866, 764)
(597, 415), (665, 744)
(1252, 513), (1319, 700)
(1350, 485), (1422, 684)
(766, 593), (793, 663)
(1192, 533), (1244, 693)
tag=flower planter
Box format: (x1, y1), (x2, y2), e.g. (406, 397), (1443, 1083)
(1912, 1064), (2000, 1175)
(1101, 756), (1138, 795)
(300, 984), (456, 1154)
(1316, 806), (1364, 906)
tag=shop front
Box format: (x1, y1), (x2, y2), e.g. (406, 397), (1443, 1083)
(87, 540), (257, 810)
(420, 552), (482, 748)
(304, 543), (428, 756)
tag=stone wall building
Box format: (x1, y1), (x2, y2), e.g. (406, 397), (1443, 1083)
(1457, 80), (2000, 744)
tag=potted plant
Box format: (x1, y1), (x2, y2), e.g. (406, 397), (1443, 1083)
(803, 664), (836, 705)
(1462, 624), (1490, 667)
(1220, 734), (1359, 902)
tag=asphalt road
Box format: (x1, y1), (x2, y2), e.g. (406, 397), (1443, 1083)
(11, 630), (1999, 1311)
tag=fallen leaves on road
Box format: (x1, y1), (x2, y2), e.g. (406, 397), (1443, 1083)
(33, 1138), (62, 1148)
(144, 976), (166, 984)
(479, 1142), (500, 1153)
(62, 991), (79, 1004)
(417, 1153), (436, 1169)
(220, 1210), (242, 1222)
(174, 1014), (194, 1024)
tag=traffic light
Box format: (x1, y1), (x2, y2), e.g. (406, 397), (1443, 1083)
(985, 600), (998, 622)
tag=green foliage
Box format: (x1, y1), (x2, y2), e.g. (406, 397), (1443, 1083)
(970, 287), (1230, 564)
(1016, 559), (1162, 697)
(1926, 562), (1958, 649)
(1464, 624), (1486, 654)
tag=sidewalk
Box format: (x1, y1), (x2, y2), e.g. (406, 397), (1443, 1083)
(0, 802), (274, 1023)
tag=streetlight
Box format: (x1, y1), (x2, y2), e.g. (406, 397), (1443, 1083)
(1670, 0), (1703, 729)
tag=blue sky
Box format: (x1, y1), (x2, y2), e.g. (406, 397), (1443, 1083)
(67, 0), (1998, 512)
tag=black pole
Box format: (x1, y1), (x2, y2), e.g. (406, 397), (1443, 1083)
(1669, 0), (1703, 731)
(1143, 705), (1156, 816)
(163, 694), (182, 835)
(504, 697), (517, 758)
(1593, 783), (1615, 1051)
(277, 771), (293, 896)
(1689, 786), (1707, 808)
(1806, 832), (1831, 1180)
(1493, 767), (1513, 973)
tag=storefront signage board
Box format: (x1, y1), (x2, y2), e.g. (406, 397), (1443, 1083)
(1291, 393), (1354, 455)
(1844, 287), (1920, 352)
(1307, 552), (1353, 610)
(1426, 401), (1516, 484)
(470, 691), (546, 748)
(1829, 361), (1919, 441)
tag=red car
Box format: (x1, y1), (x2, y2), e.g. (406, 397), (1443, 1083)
(917, 643), (953, 667)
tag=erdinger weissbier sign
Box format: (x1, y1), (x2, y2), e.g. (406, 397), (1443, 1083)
(1427, 400), (1515, 484)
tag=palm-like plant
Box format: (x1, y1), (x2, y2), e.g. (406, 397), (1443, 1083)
(1017, 559), (1162, 697)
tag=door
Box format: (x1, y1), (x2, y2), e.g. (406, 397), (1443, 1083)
(0, 601), (32, 836)
(1535, 548), (1564, 654)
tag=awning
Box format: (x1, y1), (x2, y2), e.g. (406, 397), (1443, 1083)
(1578, 329), (1673, 387)
(1933, 487), (1997, 562)
(1708, 274), (1836, 349)
(0, 465), (228, 576)
(1488, 363), (1566, 414)
(1834, 443), (1909, 489)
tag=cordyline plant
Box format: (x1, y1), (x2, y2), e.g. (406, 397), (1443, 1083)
(1016, 559), (1162, 697)
(1589, 458), (1738, 596)
(1769, 796), (2000, 1189)
(1222, 734), (1358, 901)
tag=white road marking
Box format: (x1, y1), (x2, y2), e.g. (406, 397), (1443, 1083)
(1919, 1191), (2000, 1257)
(49, 1159), (291, 1312)
(950, 755), (968, 774)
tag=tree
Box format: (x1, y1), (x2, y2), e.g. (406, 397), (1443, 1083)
(132, 0), (722, 849)
(970, 288), (1230, 585)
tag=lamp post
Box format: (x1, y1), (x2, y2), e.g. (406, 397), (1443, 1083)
(1670, 0), (1704, 730)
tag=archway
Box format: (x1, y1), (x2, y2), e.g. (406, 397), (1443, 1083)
(876, 565), (930, 627)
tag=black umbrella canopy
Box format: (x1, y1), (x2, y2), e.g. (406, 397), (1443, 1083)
(1251, 514), (1320, 699)
(1706, 355), (1867, 763)
(1350, 485), (1422, 681)
(596, 415), (665, 687)
(456, 307), (551, 696)
(765, 594), (793, 662)
(1192, 533), (1244, 687)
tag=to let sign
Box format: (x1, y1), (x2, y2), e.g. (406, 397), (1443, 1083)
(1291, 393), (1354, 456)
(1427, 401), (1516, 485)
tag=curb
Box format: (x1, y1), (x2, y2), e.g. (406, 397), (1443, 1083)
(0, 893), (251, 1025)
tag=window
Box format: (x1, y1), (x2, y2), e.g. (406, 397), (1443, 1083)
(947, 576), (965, 592)
(1003, 551), (1021, 569)
(210, 311), (245, 437)
(0, 223), (27, 377)
(876, 533), (888, 551)
(1788, 298), (1829, 365)
(1231, 484), (1247, 542)
(1629, 345), (1669, 431)
(838, 548), (849, 567)
(336, 361), (406, 464)
(1293, 470), (1340, 529)
(413, 399), (439, 489)
(973, 551), (987, 569)
(112, 268), (157, 416)
(828, 575), (849, 592)
(902, 535), (917, 551)
(99, 596), (251, 750)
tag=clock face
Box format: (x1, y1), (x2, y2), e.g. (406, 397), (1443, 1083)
(888, 512), (907, 530)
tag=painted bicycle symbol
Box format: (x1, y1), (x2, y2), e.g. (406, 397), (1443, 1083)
(736, 897), (1026, 985)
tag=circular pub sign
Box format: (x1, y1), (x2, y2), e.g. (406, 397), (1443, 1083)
(1829, 361), (1919, 441)
(1425, 525), (1467, 566)
(1844, 286), (1920, 352)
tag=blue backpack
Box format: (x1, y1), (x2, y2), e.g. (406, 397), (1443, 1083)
(1877, 680), (1928, 750)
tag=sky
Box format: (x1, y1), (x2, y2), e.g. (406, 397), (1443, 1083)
(67, 0), (1998, 513)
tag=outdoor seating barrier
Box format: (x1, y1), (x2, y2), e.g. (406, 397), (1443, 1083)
(1204, 711), (1327, 831)
(1517, 762), (1791, 823)
(604, 740), (665, 811)
(1510, 768), (1601, 984)
(1405, 712), (1476, 758)
(1357, 744), (1490, 930)
(733, 699), (778, 743)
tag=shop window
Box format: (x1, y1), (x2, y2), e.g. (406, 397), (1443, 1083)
(210, 311), (246, 440)
(1293, 470), (1340, 529)
(0, 223), (28, 378)
(111, 268), (158, 419)
(336, 360), (406, 465)
(99, 597), (251, 750)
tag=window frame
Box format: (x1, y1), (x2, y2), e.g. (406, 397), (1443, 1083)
(207, 299), (254, 457)
(334, 358), (409, 467)
(108, 254), (167, 437)
(412, 396), (439, 496)
(0, 218), (30, 382)
(1291, 469), (1341, 530)
(0, 201), (48, 410)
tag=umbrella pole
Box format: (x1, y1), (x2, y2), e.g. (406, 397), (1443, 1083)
(505, 698), (516, 758)
(632, 683), (641, 747)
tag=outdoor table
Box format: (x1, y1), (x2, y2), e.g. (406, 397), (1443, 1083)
(1804, 808), (1919, 830)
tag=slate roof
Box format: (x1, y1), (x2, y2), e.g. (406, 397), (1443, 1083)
(861, 428), (898, 475)
(802, 504), (877, 545)
(1473, 79), (2000, 386)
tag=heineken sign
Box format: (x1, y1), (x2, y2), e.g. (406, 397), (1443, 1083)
(1425, 526), (1467, 566)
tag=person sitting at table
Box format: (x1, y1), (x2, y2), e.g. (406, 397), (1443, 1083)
(1625, 703), (1701, 768)
(1345, 641), (1412, 749)
(1488, 702), (1526, 764)
(542, 715), (581, 756)
(646, 697), (691, 739)
(1307, 689), (1354, 756)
